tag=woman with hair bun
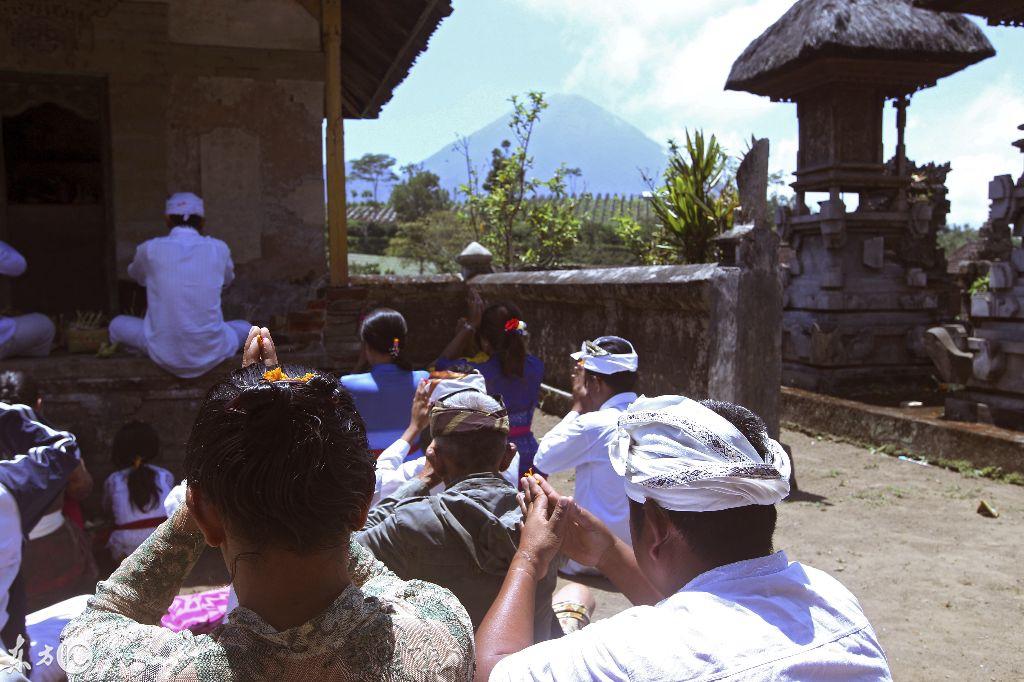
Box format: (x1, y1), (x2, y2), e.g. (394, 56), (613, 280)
(437, 292), (544, 478)
(60, 328), (474, 681)
(340, 308), (429, 454)
(102, 421), (175, 562)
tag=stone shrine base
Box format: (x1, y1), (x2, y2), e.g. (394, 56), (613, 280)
(3, 349), (326, 517)
(781, 386), (1024, 476)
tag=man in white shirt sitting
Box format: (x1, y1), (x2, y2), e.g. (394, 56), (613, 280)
(476, 395), (892, 681)
(109, 192), (250, 379)
(0, 241), (55, 360)
(533, 335), (638, 575)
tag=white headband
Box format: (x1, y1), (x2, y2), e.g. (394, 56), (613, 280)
(610, 395), (791, 512)
(570, 338), (639, 375)
(431, 371), (488, 403)
(165, 192), (205, 221)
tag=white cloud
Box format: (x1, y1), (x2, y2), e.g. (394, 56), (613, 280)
(513, 0), (1019, 226)
(512, 0), (797, 178)
(899, 74), (1024, 226)
(515, 0), (790, 122)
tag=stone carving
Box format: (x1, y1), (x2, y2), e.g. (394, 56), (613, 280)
(925, 125), (1024, 430)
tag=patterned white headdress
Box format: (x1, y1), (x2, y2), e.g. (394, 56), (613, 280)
(611, 395), (791, 512)
(431, 371), (488, 403)
(570, 338), (639, 375)
(165, 192), (204, 220)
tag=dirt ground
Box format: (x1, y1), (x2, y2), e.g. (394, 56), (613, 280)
(533, 410), (1024, 681)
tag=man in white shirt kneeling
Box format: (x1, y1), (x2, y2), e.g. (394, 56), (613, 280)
(477, 396), (892, 681)
(533, 335), (638, 575)
(110, 192), (250, 379)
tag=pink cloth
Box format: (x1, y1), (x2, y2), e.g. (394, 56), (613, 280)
(161, 586), (231, 634)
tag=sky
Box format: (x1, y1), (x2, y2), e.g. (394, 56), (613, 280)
(344, 0), (1024, 227)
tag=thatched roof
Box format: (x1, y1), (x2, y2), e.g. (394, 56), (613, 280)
(295, 0), (453, 119)
(726, 0), (994, 100)
(914, 0), (1024, 27)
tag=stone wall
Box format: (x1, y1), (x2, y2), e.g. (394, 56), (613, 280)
(0, 0), (327, 322)
(4, 351), (325, 517)
(322, 262), (782, 436)
(323, 275), (468, 372)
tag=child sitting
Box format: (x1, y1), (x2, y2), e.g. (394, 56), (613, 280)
(102, 422), (175, 562)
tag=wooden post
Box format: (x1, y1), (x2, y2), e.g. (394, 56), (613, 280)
(323, 0), (348, 285)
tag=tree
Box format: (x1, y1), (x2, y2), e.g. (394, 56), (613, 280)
(390, 165), (452, 223)
(457, 92), (581, 270)
(348, 153), (398, 204)
(386, 210), (475, 275)
(617, 130), (738, 265)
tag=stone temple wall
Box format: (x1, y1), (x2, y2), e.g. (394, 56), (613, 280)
(0, 0), (327, 322)
(323, 262), (782, 437)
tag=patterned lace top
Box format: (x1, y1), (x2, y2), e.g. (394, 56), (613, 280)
(60, 509), (475, 681)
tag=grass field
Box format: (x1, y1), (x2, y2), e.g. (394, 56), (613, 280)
(349, 253), (438, 276)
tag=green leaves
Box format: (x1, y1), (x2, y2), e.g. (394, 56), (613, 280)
(632, 129), (739, 265)
(457, 92), (580, 271)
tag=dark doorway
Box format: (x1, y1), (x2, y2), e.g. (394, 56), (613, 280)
(2, 96), (111, 318)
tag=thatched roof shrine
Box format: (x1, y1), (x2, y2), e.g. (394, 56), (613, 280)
(725, 0), (994, 100)
(294, 0), (453, 118)
(914, 0), (1024, 27)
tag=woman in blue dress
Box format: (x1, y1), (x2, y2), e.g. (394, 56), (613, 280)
(437, 294), (544, 478)
(340, 308), (428, 455)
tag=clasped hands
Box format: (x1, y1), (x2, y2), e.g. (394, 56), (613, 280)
(242, 326), (279, 369)
(514, 474), (616, 579)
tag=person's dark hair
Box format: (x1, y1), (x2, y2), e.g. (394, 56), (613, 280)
(0, 371), (38, 406)
(167, 214), (204, 231)
(112, 421), (162, 513)
(629, 400), (776, 567)
(360, 308), (412, 371)
(184, 365), (374, 554)
(585, 336), (638, 395)
(431, 391), (508, 472)
(698, 400), (773, 461)
(479, 301), (527, 378)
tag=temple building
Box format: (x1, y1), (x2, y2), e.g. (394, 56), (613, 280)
(726, 0), (993, 396)
(917, 0), (1024, 430)
(0, 0), (451, 323)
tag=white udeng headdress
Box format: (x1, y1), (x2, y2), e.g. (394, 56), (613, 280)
(165, 192), (205, 221)
(431, 371), (488, 403)
(611, 395), (791, 512)
(570, 338), (639, 375)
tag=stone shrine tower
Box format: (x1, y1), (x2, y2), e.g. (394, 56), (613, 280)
(726, 0), (993, 395)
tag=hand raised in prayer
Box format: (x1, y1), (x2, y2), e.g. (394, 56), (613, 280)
(467, 289), (484, 329)
(570, 363), (589, 413)
(515, 475), (576, 579)
(409, 380), (433, 433)
(242, 326), (280, 368)
(519, 475), (614, 569)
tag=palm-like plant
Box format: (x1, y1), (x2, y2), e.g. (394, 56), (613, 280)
(644, 130), (738, 264)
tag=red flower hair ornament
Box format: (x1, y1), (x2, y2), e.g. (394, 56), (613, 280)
(504, 318), (527, 335)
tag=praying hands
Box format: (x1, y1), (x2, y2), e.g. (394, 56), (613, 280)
(241, 326), (279, 368)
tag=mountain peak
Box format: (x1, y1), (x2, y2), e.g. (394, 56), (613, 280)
(419, 95), (666, 197)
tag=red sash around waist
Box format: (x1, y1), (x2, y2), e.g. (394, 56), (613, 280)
(114, 516), (167, 531)
(508, 425), (532, 439)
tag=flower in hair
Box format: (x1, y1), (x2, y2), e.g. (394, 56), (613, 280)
(391, 337), (401, 356)
(263, 367), (315, 383)
(504, 318), (527, 335)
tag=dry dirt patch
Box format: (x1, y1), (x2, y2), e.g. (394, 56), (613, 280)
(535, 412), (1024, 681)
